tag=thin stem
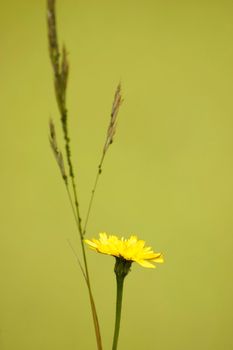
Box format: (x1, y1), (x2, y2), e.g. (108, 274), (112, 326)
(67, 239), (87, 280)
(83, 83), (122, 236)
(66, 177), (103, 349)
(47, 3), (103, 347)
(70, 182), (102, 348)
(65, 184), (79, 224)
(83, 154), (105, 235)
(112, 275), (125, 350)
(66, 238), (104, 348)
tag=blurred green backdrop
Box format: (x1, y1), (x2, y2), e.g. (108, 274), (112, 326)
(1, 0), (233, 349)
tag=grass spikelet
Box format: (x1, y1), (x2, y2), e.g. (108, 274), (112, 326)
(103, 83), (123, 159)
(83, 84), (123, 235)
(49, 119), (67, 184)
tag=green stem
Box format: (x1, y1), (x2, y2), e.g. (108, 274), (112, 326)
(47, 1), (102, 348)
(112, 275), (125, 350)
(83, 153), (105, 236)
(65, 183), (103, 350)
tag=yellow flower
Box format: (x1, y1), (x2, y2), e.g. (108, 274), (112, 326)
(85, 232), (164, 268)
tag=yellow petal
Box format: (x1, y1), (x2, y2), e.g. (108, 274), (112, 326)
(85, 233), (164, 269)
(137, 260), (156, 268)
(84, 239), (98, 249)
(151, 254), (164, 263)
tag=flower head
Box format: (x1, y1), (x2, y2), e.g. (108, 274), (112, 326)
(85, 232), (164, 268)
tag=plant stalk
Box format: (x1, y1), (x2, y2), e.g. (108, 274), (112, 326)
(47, 1), (102, 348)
(112, 275), (125, 350)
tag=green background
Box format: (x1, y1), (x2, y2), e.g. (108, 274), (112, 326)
(1, 0), (233, 349)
